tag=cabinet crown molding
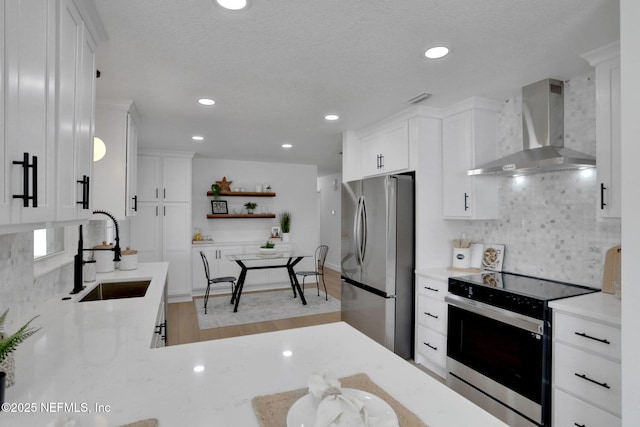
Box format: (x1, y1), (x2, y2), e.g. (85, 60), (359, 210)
(138, 149), (195, 158)
(581, 41), (620, 67)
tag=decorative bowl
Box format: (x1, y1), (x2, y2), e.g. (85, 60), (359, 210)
(260, 247), (276, 254)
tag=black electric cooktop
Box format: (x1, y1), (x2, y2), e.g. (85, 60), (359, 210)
(449, 271), (599, 319)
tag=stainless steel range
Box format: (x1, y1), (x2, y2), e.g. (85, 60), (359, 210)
(446, 272), (598, 427)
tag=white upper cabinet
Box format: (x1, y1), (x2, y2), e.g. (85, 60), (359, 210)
(93, 102), (139, 219)
(360, 121), (409, 177)
(582, 42), (621, 221)
(0, 0), (56, 227)
(137, 154), (192, 203)
(442, 98), (501, 220)
(0, 0), (104, 231)
(56, 0), (96, 221)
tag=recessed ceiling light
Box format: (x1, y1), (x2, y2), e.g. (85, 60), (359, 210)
(193, 365), (205, 372)
(216, 0), (248, 10)
(198, 98), (215, 106)
(192, 136), (204, 141)
(282, 143), (292, 149)
(282, 350), (293, 357)
(424, 46), (449, 59)
(324, 114), (340, 121)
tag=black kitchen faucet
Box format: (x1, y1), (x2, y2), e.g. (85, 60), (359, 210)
(71, 210), (121, 294)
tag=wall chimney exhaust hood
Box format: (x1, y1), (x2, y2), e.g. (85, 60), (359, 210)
(468, 78), (596, 176)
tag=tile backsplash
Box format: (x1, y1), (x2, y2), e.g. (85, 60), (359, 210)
(462, 73), (621, 287)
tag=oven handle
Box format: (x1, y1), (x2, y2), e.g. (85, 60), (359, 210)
(445, 294), (544, 335)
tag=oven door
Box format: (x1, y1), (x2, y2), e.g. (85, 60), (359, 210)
(445, 294), (545, 427)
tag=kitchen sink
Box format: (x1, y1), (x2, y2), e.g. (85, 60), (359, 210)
(79, 280), (151, 302)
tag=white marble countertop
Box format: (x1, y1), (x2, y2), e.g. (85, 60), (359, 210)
(3, 262), (505, 427)
(549, 291), (621, 326)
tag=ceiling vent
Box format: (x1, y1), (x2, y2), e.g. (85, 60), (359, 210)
(407, 92), (432, 105)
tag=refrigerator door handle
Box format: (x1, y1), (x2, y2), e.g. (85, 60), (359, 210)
(354, 196), (363, 265)
(360, 195), (368, 263)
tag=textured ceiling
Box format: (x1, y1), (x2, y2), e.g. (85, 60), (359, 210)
(92, 0), (620, 175)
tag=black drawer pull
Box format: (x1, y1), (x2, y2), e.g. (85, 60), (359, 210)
(575, 332), (610, 345)
(574, 423), (586, 427)
(423, 342), (437, 351)
(424, 312), (439, 319)
(424, 286), (439, 292)
(600, 182), (607, 209)
(574, 373), (610, 389)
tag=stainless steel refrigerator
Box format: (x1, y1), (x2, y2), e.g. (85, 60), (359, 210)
(341, 173), (415, 359)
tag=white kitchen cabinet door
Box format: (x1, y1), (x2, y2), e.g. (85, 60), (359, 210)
(0, 0), (56, 226)
(130, 202), (162, 262)
(442, 103), (499, 220)
(361, 121), (409, 177)
(137, 155), (161, 201)
(93, 102), (138, 219)
(125, 113), (138, 216)
(583, 43), (621, 221)
(162, 157), (191, 202)
(216, 245), (244, 280)
(56, 0), (95, 221)
(162, 203), (192, 297)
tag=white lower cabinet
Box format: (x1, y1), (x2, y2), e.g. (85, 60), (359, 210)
(551, 295), (621, 426)
(414, 273), (450, 378)
(191, 243), (292, 295)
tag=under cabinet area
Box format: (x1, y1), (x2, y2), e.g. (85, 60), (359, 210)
(550, 293), (621, 427)
(442, 99), (500, 220)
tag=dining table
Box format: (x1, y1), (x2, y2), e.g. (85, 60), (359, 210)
(226, 252), (311, 312)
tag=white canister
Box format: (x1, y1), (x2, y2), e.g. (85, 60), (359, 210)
(83, 260), (96, 282)
(470, 243), (484, 269)
(255, 184), (263, 192)
(119, 247), (138, 271)
(93, 242), (115, 273)
(452, 248), (471, 269)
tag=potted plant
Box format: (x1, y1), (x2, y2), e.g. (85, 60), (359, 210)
(0, 309), (40, 401)
(244, 202), (258, 214)
(279, 211), (292, 242)
(210, 183), (221, 200)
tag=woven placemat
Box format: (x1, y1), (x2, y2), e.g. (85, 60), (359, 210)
(251, 372), (427, 427)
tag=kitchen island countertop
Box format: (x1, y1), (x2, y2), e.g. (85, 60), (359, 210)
(3, 262), (506, 427)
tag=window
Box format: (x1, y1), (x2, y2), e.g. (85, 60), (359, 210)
(33, 227), (65, 259)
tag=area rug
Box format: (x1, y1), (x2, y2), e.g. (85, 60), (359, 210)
(195, 289), (341, 330)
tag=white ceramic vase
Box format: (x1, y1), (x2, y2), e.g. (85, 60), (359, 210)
(282, 232), (290, 242)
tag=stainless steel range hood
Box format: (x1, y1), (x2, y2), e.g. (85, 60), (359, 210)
(468, 78), (596, 176)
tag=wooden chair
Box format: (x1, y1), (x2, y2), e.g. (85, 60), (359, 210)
(296, 245), (329, 300)
(200, 251), (236, 314)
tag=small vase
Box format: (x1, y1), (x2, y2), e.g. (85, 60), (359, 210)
(247, 209), (254, 214)
(282, 232), (290, 242)
(0, 353), (15, 388)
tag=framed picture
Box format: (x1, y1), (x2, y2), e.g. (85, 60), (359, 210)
(271, 226), (281, 238)
(482, 244), (505, 272)
(211, 200), (228, 214)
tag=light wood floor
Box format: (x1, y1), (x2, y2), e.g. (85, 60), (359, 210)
(167, 267), (342, 346)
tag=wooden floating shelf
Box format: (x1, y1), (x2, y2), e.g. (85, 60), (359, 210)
(207, 214), (276, 219)
(206, 191), (276, 197)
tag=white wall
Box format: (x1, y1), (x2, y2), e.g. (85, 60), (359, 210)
(317, 173), (341, 271)
(191, 157), (319, 270)
(620, 1), (639, 424)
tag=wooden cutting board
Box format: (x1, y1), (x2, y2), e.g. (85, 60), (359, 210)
(602, 245), (621, 294)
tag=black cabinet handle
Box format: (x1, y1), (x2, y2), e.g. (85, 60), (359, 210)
(12, 152), (38, 207)
(574, 423), (586, 427)
(163, 188), (166, 199)
(574, 331), (610, 345)
(76, 175), (90, 209)
(423, 342), (437, 351)
(379, 154), (384, 169)
(574, 373), (610, 389)
(600, 183), (607, 209)
(464, 192), (469, 211)
(132, 195), (138, 212)
(424, 286), (439, 292)
(424, 312), (439, 319)
(155, 188), (158, 199)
